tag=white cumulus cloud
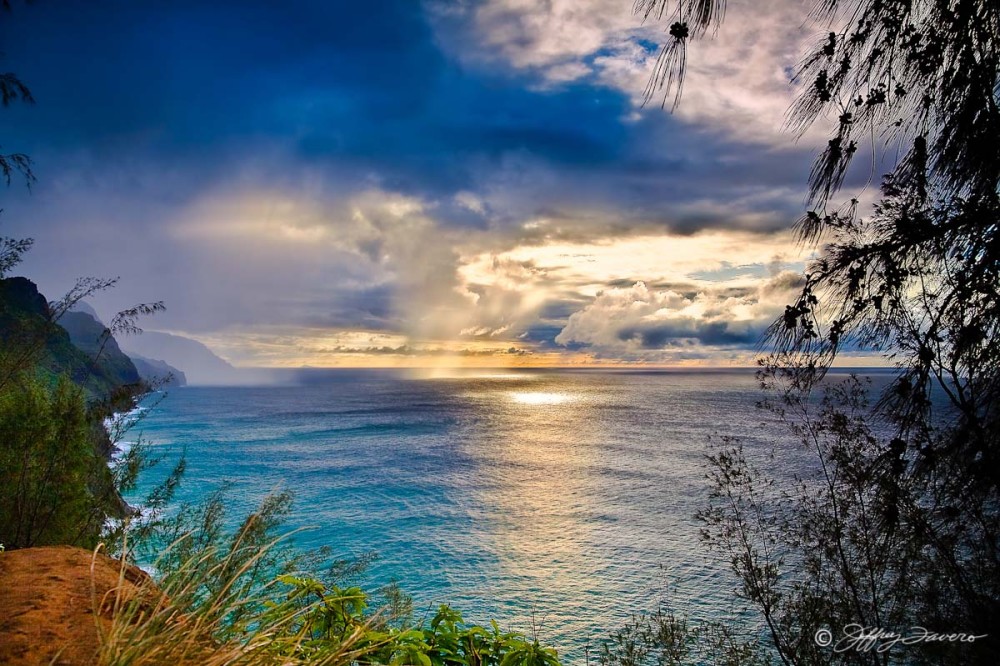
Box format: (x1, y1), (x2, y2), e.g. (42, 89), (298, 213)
(430, 0), (829, 146)
(555, 271), (805, 357)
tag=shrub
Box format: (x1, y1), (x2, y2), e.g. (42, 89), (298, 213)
(0, 372), (110, 548)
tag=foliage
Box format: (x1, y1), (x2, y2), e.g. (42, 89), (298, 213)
(98, 529), (346, 666)
(696, 374), (1000, 663)
(0, 274), (134, 397)
(0, 238), (173, 552)
(0, 234), (32, 277)
(639, 0), (1000, 203)
(0, 373), (111, 548)
(266, 582), (560, 666)
(598, 608), (772, 666)
(770, 175), (1000, 505)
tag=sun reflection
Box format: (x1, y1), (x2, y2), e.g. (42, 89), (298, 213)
(510, 391), (572, 405)
(465, 381), (603, 638)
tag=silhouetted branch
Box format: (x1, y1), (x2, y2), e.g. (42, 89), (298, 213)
(91, 301), (166, 367)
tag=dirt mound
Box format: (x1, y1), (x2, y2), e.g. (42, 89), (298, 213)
(0, 545), (154, 666)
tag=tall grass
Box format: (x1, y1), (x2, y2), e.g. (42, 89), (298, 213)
(94, 529), (378, 666)
(93, 484), (564, 666)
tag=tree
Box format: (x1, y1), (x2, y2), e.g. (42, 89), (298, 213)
(636, 0), (1000, 663)
(0, 373), (105, 548)
(639, 0), (999, 204)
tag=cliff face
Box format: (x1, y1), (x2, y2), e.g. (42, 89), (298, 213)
(63, 304), (187, 387)
(59, 311), (141, 387)
(122, 330), (240, 385)
(128, 354), (187, 387)
(0, 278), (141, 399)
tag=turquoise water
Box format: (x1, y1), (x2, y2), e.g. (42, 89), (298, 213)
(130, 368), (821, 661)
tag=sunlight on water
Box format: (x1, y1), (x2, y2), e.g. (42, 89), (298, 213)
(484, 383), (600, 646)
(509, 391), (573, 405)
(131, 368), (836, 663)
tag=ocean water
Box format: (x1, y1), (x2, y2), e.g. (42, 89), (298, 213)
(129, 368), (864, 661)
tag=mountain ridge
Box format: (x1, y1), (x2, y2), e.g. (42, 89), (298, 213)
(0, 277), (140, 398)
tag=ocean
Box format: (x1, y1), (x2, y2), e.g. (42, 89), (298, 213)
(128, 368), (884, 661)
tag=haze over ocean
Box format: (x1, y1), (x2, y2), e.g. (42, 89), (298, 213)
(129, 368), (892, 661)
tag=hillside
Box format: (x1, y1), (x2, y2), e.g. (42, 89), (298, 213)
(129, 354), (187, 387)
(58, 311), (141, 388)
(0, 278), (140, 398)
(65, 304), (188, 387)
(122, 330), (241, 385)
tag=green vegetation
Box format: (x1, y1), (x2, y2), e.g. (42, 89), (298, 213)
(0, 275), (138, 399)
(0, 247), (137, 550)
(100, 488), (564, 666)
(597, 609), (770, 666)
(0, 236), (151, 550)
(0, 372), (107, 548)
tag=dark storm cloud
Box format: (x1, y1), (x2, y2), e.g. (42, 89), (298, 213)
(297, 284), (399, 330)
(618, 320), (763, 349)
(7, 0), (629, 181)
(1, 0), (811, 229)
(537, 298), (589, 321)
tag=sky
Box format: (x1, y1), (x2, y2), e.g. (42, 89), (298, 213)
(0, 0), (874, 368)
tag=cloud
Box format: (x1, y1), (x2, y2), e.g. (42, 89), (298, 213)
(433, 0), (830, 146)
(0, 0), (836, 367)
(452, 0), (641, 76)
(554, 271), (805, 358)
(164, 185), (481, 342)
(190, 324), (545, 368)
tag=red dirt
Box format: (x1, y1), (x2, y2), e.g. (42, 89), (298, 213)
(0, 545), (153, 666)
